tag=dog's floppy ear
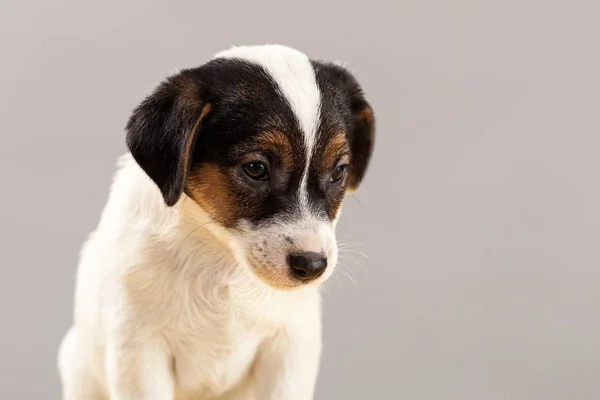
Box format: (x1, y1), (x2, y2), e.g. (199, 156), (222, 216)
(314, 62), (376, 193)
(345, 86), (375, 194)
(126, 70), (211, 207)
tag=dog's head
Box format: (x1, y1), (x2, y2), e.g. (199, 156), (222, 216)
(126, 45), (375, 289)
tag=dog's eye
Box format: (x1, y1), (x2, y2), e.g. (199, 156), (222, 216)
(330, 165), (347, 183)
(242, 162), (269, 180)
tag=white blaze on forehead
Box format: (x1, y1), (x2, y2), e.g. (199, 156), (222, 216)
(214, 45), (321, 210)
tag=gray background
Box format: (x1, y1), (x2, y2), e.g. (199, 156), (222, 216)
(1, 0), (599, 399)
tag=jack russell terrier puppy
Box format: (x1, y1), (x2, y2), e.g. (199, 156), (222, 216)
(58, 44), (375, 400)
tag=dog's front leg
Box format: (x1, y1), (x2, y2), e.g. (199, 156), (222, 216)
(105, 334), (174, 400)
(254, 326), (322, 400)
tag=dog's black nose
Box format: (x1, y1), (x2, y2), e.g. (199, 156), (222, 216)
(288, 252), (327, 281)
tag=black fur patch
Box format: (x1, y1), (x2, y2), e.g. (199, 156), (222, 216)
(311, 61), (375, 193)
(126, 56), (374, 228)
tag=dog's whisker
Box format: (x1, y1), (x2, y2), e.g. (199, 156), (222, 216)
(179, 193), (190, 210)
(338, 247), (370, 260)
(338, 252), (369, 271)
(338, 256), (365, 271)
(336, 232), (354, 242)
(179, 182), (203, 210)
(337, 240), (371, 259)
(183, 220), (213, 242)
(351, 194), (363, 208)
(337, 246), (368, 254)
(335, 266), (357, 288)
(321, 271), (342, 293)
(337, 241), (370, 247)
(320, 278), (332, 294)
(337, 241), (374, 251)
(332, 271), (344, 291)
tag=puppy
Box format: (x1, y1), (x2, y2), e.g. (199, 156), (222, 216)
(58, 44), (375, 400)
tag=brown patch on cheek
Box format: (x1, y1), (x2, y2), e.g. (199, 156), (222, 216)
(187, 163), (239, 228)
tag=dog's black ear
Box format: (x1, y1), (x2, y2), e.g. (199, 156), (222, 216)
(126, 70), (211, 206)
(313, 62), (376, 193)
(345, 88), (375, 194)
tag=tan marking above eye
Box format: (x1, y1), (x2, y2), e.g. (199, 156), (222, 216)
(318, 131), (350, 171)
(252, 130), (295, 170)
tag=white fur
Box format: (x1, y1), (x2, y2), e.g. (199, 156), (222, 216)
(58, 155), (323, 400)
(58, 45), (338, 400)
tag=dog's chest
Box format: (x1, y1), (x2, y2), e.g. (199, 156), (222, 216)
(172, 325), (263, 399)
(166, 286), (278, 399)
